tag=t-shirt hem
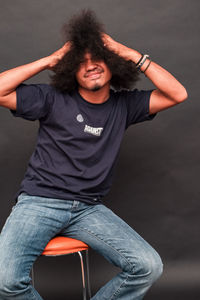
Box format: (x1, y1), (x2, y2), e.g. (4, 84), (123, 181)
(15, 186), (102, 205)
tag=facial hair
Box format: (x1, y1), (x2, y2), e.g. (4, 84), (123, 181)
(91, 84), (102, 91)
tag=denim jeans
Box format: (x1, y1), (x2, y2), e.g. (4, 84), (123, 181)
(0, 193), (163, 299)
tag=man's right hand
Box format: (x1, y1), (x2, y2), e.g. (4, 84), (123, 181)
(47, 41), (71, 70)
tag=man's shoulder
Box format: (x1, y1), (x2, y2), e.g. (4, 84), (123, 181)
(35, 83), (62, 95)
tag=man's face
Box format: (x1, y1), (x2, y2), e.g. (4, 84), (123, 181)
(76, 52), (112, 92)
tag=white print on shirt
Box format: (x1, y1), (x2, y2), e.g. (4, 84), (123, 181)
(76, 114), (84, 122)
(84, 125), (103, 137)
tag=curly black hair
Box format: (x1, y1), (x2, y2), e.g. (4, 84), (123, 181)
(50, 10), (140, 92)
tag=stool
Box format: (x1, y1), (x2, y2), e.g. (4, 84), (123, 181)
(32, 236), (91, 300)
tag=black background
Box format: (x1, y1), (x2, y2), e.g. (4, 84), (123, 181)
(0, 1), (200, 299)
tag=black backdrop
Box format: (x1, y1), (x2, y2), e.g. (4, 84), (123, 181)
(0, 1), (200, 299)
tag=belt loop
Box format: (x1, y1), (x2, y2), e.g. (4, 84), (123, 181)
(72, 200), (79, 209)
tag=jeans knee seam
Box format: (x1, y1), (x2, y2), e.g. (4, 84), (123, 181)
(110, 274), (130, 300)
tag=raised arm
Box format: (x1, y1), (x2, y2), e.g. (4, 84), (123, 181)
(102, 34), (188, 114)
(0, 42), (70, 110)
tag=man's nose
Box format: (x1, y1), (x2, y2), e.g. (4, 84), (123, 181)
(85, 59), (97, 71)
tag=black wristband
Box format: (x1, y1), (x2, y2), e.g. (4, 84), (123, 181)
(135, 54), (144, 66)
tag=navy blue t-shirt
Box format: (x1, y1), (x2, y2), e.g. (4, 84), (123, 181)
(12, 84), (155, 204)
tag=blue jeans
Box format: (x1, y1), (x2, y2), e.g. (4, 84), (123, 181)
(0, 194), (163, 299)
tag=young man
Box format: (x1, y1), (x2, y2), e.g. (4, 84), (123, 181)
(0, 11), (187, 300)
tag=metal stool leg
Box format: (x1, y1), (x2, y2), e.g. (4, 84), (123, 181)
(78, 250), (92, 299)
(78, 251), (87, 300)
(85, 250), (92, 299)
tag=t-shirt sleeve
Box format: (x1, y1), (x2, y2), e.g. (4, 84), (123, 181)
(11, 83), (54, 121)
(125, 89), (156, 128)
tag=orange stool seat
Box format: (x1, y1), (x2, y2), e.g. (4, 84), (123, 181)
(42, 236), (89, 255)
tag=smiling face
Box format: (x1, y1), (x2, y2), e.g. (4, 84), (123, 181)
(75, 52), (112, 92)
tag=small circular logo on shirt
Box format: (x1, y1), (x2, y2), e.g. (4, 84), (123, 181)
(76, 114), (84, 123)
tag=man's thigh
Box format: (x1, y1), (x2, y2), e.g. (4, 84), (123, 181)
(63, 203), (160, 271)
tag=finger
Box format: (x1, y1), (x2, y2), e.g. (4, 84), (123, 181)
(62, 41), (71, 51)
(101, 33), (109, 43)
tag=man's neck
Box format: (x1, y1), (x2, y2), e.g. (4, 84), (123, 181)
(78, 85), (110, 104)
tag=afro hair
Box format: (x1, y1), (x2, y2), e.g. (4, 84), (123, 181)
(50, 10), (140, 92)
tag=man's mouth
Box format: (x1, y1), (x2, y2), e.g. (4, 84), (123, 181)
(84, 68), (104, 79)
(87, 72), (101, 80)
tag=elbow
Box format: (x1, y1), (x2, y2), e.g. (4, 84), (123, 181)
(179, 87), (188, 102)
(176, 87), (188, 103)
